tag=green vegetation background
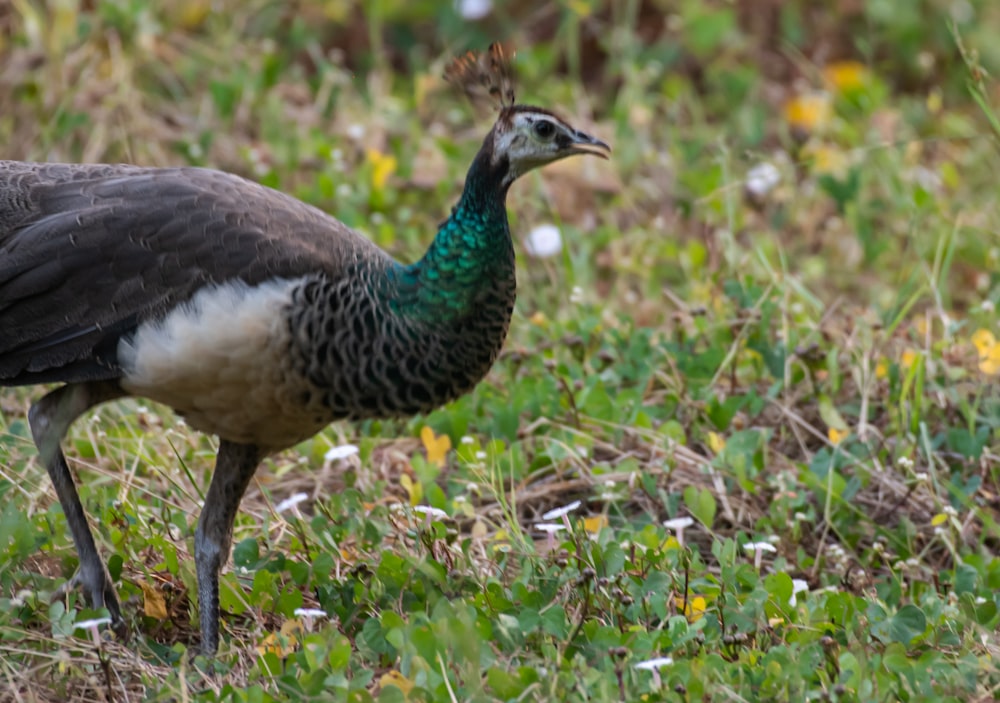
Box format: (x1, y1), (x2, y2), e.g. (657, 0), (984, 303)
(1, 0), (1000, 700)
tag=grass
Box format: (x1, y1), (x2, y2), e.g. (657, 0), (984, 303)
(2, 0), (1000, 701)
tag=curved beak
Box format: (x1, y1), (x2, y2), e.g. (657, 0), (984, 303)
(567, 129), (611, 159)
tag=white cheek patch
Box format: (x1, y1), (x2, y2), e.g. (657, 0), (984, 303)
(118, 277), (327, 448)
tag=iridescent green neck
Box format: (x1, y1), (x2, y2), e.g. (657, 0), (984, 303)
(391, 146), (516, 320)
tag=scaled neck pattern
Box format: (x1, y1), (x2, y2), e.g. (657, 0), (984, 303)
(392, 144), (516, 322)
(285, 138), (521, 424)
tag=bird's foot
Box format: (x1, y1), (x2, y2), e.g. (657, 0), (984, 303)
(52, 565), (127, 640)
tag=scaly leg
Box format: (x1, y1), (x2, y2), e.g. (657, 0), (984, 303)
(194, 440), (261, 654)
(28, 381), (127, 636)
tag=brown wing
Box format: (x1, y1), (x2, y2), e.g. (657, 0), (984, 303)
(0, 161), (390, 385)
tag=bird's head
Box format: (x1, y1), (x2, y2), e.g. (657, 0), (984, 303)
(488, 105), (610, 185)
(446, 43), (610, 190)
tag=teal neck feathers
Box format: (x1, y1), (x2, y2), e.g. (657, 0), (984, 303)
(391, 144), (515, 320)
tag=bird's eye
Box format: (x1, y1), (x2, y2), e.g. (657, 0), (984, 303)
(533, 120), (556, 140)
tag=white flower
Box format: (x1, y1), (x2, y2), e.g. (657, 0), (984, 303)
(74, 617), (112, 631)
(455, 0), (493, 20)
(569, 286), (585, 304)
(542, 500), (581, 521)
(534, 523), (567, 533)
(663, 517), (694, 531)
(294, 608), (328, 619)
(413, 505), (448, 519)
(790, 579), (809, 606)
(906, 165), (942, 192)
(294, 607), (329, 632)
(460, 436), (476, 445)
(524, 224), (563, 259)
(634, 656), (674, 670)
(10, 590), (32, 607)
(346, 123), (365, 141)
(325, 444), (359, 462)
(745, 541), (777, 569)
(743, 542), (777, 554)
(745, 162), (781, 198)
(275, 493), (309, 514)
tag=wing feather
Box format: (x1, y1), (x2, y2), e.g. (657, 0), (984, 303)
(0, 161), (389, 384)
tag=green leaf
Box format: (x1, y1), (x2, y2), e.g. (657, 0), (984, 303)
(328, 634), (352, 670)
(232, 538), (259, 567)
(601, 543), (626, 576)
(882, 642), (912, 673)
(763, 572), (793, 607)
(107, 553), (124, 581)
(684, 485), (717, 529)
(707, 394), (745, 430)
(888, 604), (927, 645)
(276, 588), (304, 617)
(486, 667), (520, 699)
(817, 394), (849, 431)
(541, 605), (568, 639)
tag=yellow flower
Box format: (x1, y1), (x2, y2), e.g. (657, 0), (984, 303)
(380, 670), (416, 696)
(828, 427), (849, 445)
(972, 329), (1000, 375)
(421, 426), (451, 467)
(803, 143), (848, 175)
(972, 329), (996, 354)
(823, 61), (869, 93)
(784, 92), (833, 133)
(901, 349), (919, 371)
(706, 431), (726, 455)
(365, 148), (397, 192)
(875, 358), (889, 379)
(529, 311), (548, 326)
(675, 595), (707, 622)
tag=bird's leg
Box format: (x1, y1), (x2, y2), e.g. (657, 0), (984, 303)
(194, 440), (261, 654)
(28, 381), (127, 637)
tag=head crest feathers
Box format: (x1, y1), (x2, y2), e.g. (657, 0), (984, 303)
(444, 42), (516, 112)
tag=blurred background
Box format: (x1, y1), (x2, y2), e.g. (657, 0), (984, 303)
(3, 1), (1000, 699)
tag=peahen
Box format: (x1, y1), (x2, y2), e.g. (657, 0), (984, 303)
(0, 44), (610, 653)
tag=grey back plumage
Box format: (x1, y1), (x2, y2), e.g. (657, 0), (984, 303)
(0, 161), (389, 385)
